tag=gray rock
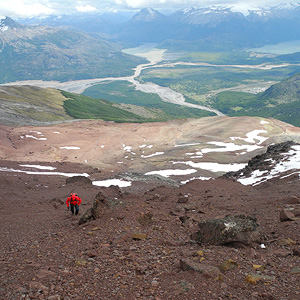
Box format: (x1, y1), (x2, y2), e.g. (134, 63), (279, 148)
(180, 258), (220, 278)
(191, 215), (261, 246)
(66, 176), (92, 186)
(280, 209), (299, 221)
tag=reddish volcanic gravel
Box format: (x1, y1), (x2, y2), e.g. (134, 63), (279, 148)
(0, 159), (300, 300)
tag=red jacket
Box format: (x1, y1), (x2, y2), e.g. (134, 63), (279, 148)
(66, 194), (82, 207)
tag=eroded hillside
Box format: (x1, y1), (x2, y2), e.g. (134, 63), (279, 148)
(1, 116), (300, 185)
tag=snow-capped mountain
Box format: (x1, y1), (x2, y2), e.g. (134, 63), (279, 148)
(0, 16), (23, 31)
(172, 2), (300, 23)
(246, 2), (300, 21)
(130, 8), (166, 23)
(9, 2), (300, 51)
(170, 6), (245, 26)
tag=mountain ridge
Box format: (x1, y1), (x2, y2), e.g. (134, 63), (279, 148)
(0, 19), (145, 83)
(13, 3), (300, 49)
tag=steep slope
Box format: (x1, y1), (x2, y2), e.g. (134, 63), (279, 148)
(1, 115), (300, 299)
(0, 85), (74, 126)
(260, 72), (300, 102)
(1, 113), (300, 300)
(212, 72), (300, 126)
(1, 151), (300, 300)
(0, 86), (212, 126)
(0, 17), (145, 83)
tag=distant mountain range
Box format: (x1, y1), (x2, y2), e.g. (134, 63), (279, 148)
(1, 3), (300, 83)
(16, 3), (300, 50)
(0, 17), (145, 83)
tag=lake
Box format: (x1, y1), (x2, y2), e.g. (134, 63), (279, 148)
(249, 40), (300, 54)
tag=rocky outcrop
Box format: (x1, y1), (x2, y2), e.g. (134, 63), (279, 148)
(191, 215), (261, 246)
(78, 189), (123, 225)
(224, 141), (299, 180)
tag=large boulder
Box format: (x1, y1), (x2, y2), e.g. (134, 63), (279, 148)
(66, 176), (92, 186)
(78, 190), (123, 225)
(78, 191), (109, 225)
(191, 215), (261, 246)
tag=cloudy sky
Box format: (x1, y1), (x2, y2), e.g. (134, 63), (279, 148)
(0, 0), (291, 18)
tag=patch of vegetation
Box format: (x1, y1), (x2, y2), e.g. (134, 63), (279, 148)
(138, 48), (300, 110)
(211, 73), (300, 126)
(63, 88), (213, 123)
(140, 66), (298, 102)
(173, 51), (257, 64)
(82, 81), (213, 117)
(62, 91), (149, 122)
(170, 50), (300, 65)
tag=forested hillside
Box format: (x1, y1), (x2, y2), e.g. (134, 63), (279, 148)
(212, 73), (300, 126)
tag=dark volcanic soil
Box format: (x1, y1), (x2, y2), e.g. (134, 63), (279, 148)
(0, 159), (299, 300)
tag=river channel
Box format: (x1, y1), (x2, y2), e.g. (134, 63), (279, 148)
(3, 44), (300, 116)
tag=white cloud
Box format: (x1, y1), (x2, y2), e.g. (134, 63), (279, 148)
(0, 0), (293, 18)
(0, 0), (54, 18)
(111, 0), (286, 10)
(76, 5), (97, 12)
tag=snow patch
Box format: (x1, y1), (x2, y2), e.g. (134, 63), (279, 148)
(24, 135), (47, 141)
(238, 145), (300, 185)
(141, 152), (164, 158)
(181, 176), (211, 184)
(0, 167), (89, 178)
(145, 169), (197, 178)
(20, 164), (56, 170)
(202, 141), (262, 153)
(230, 130), (268, 144)
(92, 179), (131, 187)
(173, 161), (247, 172)
(123, 145), (132, 152)
(59, 146), (80, 150)
(1, 25), (8, 32)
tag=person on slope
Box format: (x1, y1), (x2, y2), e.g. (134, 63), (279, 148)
(66, 193), (82, 215)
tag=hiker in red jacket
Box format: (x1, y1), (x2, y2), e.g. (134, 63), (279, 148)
(66, 193), (82, 215)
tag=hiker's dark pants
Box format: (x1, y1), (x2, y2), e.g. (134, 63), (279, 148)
(70, 204), (79, 215)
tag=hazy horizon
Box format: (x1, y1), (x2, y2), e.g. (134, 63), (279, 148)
(0, 0), (297, 19)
